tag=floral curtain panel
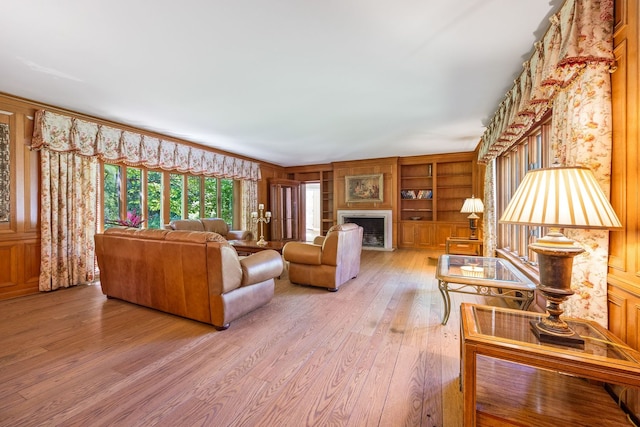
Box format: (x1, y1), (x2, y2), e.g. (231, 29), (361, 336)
(39, 150), (98, 291)
(550, 64), (614, 323)
(31, 110), (262, 181)
(241, 180), (258, 236)
(477, 0), (615, 326)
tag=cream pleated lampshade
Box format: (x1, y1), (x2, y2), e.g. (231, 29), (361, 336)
(499, 166), (622, 229)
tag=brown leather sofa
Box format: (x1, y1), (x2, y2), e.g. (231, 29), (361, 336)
(95, 227), (283, 330)
(165, 218), (253, 240)
(282, 223), (363, 291)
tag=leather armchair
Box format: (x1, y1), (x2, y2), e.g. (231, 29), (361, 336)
(283, 223), (363, 291)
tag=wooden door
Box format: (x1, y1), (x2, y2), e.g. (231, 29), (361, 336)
(269, 179), (302, 242)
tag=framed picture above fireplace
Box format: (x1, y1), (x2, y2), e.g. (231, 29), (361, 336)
(345, 174), (383, 203)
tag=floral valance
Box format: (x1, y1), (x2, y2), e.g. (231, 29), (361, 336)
(31, 110), (262, 181)
(478, 0), (614, 163)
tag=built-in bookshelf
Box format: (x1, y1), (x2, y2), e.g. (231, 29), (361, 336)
(398, 154), (475, 249)
(435, 161), (473, 222)
(321, 170), (334, 235)
(399, 163), (434, 222)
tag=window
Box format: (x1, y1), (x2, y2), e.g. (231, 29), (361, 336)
(146, 171), (162, 229)
(169, 173), (183, 221)
(126, 167), (142, 219)
(101, 163), (239, 230)
(496, 119), (552, 266)
(103, 164), (121, 229)
(187, 175), (201, 219)
(218, 178), (234, 225)
(204, 177), (218, 217)
(171, 174), (235, 224)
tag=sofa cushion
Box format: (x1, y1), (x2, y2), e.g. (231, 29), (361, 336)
(165, 230), (229, 245)
(104, 226), (169, 240)
(200, 218), (230, 235)
(168, 219), (205, 231)
(219, 245), (243, 294)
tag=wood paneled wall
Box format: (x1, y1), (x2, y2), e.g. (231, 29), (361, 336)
(608, 0), (640, 348)
(0, 98), (40, 299)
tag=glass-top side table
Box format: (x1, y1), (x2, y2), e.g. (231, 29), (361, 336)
(436, 255), (536, 325)
(461, 303), (640, 426)
(470, 304), (640, 361)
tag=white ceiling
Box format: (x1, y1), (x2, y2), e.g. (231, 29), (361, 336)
(0, 0), (562, 167)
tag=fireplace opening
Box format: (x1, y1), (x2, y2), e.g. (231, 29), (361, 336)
(337, 210), (393, 251)
(344, 216), (384, 248)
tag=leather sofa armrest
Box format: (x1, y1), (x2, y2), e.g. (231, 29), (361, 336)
(240, 250), (284, 286)
(283, 242), (322, 265)
(227, 229), (253, 240)
(312, 236), (325, 245)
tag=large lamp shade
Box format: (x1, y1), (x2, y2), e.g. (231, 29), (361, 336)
(499, 166), (621, 229)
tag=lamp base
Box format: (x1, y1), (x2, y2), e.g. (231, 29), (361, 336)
(256, 237), (267, 246)
(468, 216), (479, 240)
(530, 320), (585, 348)
(528, 229), (586, 349)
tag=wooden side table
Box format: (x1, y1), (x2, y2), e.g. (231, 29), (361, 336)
(228, 240), (285, 256)
(460, 303), (640, 426)
(445, 237), (483, 255)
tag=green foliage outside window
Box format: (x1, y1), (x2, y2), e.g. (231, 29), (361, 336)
(147, 171), (162, 228)
(169, 173), (183, 221)
(204, 177), (218, 218)
(187, 175), (201, 219)
(126, 167), (142, 220)
(219, 178), (234, 224)
(103, 164), (121, 229)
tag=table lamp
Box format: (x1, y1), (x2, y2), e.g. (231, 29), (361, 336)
(461, 196), (484, 240)
(499, 166), (622, 348)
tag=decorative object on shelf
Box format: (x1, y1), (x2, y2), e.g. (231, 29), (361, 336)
(107, 209), (146, 228)
(409, 216), (422, 221)
(401, 190), (416, 199)
(251, 203), (271, 246)
(345, 174), (383, 203)
(417, 189), (432, 199)
(427, 164), (432, 177)
(460, 196), (484, 240)
(499, 166), (622, 348)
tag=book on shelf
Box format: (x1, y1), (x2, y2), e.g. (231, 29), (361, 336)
(417, 189), (432, 199)
(401, 190), (416, 199)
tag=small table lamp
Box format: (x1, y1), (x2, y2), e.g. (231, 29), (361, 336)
(499, 166), (622, 348)
(461, 196), (484, 240)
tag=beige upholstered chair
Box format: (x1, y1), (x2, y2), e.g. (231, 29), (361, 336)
(282, 223), (363, 291)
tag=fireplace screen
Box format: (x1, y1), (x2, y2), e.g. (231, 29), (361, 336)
(344, 216), (384, 248)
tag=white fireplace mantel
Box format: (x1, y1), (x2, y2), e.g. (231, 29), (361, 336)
(337, 209), (393, 251)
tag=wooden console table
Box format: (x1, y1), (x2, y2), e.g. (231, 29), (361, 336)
(460, 303), (640, 426)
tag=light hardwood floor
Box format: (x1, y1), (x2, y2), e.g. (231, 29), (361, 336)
(0, 249), (486, 427)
